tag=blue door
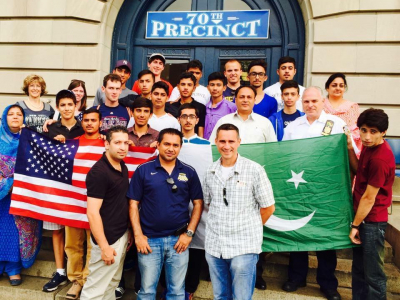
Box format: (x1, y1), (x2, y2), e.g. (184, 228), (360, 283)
(112, 0), (305, 88)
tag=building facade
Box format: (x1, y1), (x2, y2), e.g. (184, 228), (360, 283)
(0, 0), (399, 136)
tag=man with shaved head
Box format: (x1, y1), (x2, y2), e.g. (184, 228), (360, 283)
(281, 87), (358, 300)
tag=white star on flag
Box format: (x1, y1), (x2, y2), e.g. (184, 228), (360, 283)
(287, 170), (307, 189)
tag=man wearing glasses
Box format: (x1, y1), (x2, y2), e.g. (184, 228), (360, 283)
(203, 123), (275, 300)
(248, 60), (278, 118)
(128, 128), (204, 299)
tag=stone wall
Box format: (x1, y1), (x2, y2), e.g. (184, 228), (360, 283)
(0, 0), (399, 136)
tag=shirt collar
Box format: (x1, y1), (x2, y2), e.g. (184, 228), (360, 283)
(55, 119), (81, 129)
(183, 134), (198, 141)
(233, 111), (254, 121)
(207, 98), (226, 109)
(128, 124), (155, 136)
(211, 153), (243, 175)
(298, 110), (328, 125)
(101, 152), (125, 172)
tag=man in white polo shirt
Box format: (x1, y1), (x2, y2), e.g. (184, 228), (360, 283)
(264, 56), (305, 112)
(282, 86), (358, 300)
(209, 86), (277, 144)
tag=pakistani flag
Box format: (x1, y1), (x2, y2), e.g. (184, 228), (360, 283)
(212, 134), (354, 252)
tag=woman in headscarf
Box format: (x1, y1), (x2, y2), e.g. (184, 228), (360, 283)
(0, 105), (42, 286)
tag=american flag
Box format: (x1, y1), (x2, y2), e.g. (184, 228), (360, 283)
(10, 128), (157, 229)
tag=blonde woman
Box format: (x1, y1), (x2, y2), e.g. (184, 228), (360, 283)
(16, 74), (54, 133)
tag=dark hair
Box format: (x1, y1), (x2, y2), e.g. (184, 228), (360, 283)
(187, 60), (203, 72)
(178, 72), (197, 86)
(105, 125), (128, 142)
(208, 72), (227, 85)
(325, 73), (347, 90)
(178, 103), (199, 117)
(151, 81), (169, 94)
(68, 80), (87, 111)
(158, 128), (183, 145)
(103, 73), (122, 88)
(82, 107), (102, 120)
(278, 56), (296, 69)
(56, 89), (76, 107)
(138, 70), (155, 82)
(280, 80), (300, 94)
(131, 97), (153, 114)
(248, 59), (268, 73)
(216, 123), (240, 139)
(234, 85), (257, 98)
(7, 104), (25, 116)
(224, 59), (242, 71)
(357, 108), (389, 133)
(148, 55), (165, 65)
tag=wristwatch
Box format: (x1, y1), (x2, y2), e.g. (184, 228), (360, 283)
(350, 223), (360, 229)
(186, 229), (194, 237)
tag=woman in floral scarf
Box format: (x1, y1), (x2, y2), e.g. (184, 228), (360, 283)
(0, 105), (42, 286)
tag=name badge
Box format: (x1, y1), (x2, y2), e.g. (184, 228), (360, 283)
(321, 120), (334, 136)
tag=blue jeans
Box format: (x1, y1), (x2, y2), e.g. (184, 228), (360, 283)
(137, 235), (189, 300)
(206, 252), (258, 300)
(352, 222), (387, 300)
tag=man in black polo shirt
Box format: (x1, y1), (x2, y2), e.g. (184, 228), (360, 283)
(168, 72), (206, 137)
(129, 128), (203, 299)
(80, 126), (131, 300)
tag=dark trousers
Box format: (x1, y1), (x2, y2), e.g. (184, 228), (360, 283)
(352, 222), (387, 300)
(185, 248), (207, 293)
(288, 250), (338, 290)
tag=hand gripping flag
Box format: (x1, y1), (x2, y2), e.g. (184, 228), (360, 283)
(10, 128), (157, 229)
(212, 134), (354, 252)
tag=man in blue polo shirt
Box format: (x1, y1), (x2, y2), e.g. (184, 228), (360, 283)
(128, 128), (204, 299)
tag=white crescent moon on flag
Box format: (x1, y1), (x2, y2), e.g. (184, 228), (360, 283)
(264, 211), (316, 232)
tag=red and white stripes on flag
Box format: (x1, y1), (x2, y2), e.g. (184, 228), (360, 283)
(10, 137), (157, 229)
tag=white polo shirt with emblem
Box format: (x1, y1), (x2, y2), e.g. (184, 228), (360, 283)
(282, 110), (359, 152)
(208, 111), (277, 144)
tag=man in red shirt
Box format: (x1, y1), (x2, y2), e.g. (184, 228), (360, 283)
(347, 108), (395, 300)
(131, 53), (173, 96)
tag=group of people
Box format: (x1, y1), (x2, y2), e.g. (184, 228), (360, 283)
(0, 52), (396, 300)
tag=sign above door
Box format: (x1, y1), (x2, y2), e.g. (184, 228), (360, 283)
(146, 10), (270, 39)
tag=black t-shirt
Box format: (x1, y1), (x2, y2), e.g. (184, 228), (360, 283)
(45, 119), (84, 139)
(86, 153), (129, 245)
(169, 98), (206, 135)
(281, 110), (301, 128)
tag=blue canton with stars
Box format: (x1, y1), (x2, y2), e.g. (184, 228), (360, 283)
(15, 128), (79, 184)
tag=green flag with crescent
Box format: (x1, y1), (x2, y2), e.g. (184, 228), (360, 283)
(212, 134), (354, 252)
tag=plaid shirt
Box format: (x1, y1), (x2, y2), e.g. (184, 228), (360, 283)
(203, 154), (275, 258)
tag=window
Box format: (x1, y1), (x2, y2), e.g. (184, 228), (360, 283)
(223, 0), (252, 10)
(165, 0), (192, 11)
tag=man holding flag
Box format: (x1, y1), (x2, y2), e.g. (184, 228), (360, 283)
(203, 123), (275, 300)
(80, 126), (132, 300)
(282, 86), (358, 300)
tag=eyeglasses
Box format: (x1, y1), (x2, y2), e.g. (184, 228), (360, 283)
(71, 79), (86, 85)
(180, 114), (197, 120)
(166, 178), (178, 193)
(223, 188), (228, 206)
(248, 72), (266, 78)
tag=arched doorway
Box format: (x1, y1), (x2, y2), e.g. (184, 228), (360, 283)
(112, 0), (305, 88)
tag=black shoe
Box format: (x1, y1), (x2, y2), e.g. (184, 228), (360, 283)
(9, 278), (22, 286)
(42, 272), (68, 292)
(255, 276), (267, 290)
(320, 288), (341, 300)
(282, 280), (307, 292)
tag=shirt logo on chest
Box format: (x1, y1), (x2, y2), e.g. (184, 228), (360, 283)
(177, 173), (188, 182)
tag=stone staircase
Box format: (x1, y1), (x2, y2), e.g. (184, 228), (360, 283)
(2, 177), (400, 300)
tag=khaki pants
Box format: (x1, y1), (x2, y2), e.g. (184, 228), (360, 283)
(80, 231), (128, 300)
(65, 226), (92, 286)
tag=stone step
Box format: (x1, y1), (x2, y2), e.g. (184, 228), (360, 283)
(21, 249), (56, 279)
(263, 252), (400, 294)
(310, 241), (393, 263)
(0, 275), (69, 300)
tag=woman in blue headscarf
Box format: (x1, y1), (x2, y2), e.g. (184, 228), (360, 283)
(0, 104), (42, 286)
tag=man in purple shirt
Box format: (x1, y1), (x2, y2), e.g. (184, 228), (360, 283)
(204, 72), (236, 140)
